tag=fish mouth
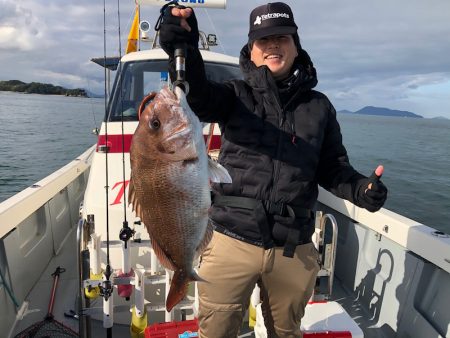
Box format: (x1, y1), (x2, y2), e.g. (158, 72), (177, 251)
(159, 124), (196, 159)
(165, 124), (192, 142)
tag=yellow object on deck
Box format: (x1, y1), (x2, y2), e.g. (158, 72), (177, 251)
(84, 271), (102, 299)
(130, 307), (148, 338)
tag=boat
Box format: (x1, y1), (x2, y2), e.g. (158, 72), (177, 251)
(1, 1), (449, 337)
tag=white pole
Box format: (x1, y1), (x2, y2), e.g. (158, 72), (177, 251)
(103, 291), (114, 328)
(122, 241), (131, 273)
(150, 248), (158, 274)
(134, 269), (145, 317)
(90, 234), (102, 275)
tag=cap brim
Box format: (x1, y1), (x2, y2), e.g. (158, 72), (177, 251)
(248, 26), (297, 41)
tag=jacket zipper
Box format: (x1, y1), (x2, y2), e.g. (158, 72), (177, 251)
(268, 95), (286, 204)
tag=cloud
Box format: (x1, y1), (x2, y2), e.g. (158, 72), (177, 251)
(0, 0), (449, 117)
(0, 1), (48, 51)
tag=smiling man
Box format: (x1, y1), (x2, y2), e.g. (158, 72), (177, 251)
(250, 34), (298, 80)
(159, 2), (387, 337)
(248, 3), (299, 81)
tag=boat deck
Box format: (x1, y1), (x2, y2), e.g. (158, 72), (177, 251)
(11, 228), (382, 338)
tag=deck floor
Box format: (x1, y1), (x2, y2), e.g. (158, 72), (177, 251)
(11, 227), (380, 338)
(11, 228), (80, 336)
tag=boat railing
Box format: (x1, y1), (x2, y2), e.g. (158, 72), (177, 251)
(313, 212), (338, 300)
(0, 146), (95, 239)
(317, 187), (450, 274)
(0, 145), (95, 337)
(150, 30), (219, 51)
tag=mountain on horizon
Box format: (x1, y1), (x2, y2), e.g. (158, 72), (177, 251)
(338, 106), (423, 118)
(338, 109), (354, 114)
(0, 79), (88, 97)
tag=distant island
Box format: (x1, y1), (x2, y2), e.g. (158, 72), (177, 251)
(338, 106), (423, 118)
(0, 80), (87, 97)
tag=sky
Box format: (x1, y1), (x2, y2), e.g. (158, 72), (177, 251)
(1, 0), (449, 118)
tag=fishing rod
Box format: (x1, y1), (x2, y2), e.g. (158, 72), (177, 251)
(117, 0), (135, 310)
(100, 1), (114, 337)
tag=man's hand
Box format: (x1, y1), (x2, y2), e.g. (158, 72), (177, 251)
(358, 165), (388, 212)
(158, 5), (199, 56)
(171, 7), (193, 32)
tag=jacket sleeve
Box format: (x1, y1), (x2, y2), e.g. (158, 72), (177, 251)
(316, 101), (367, 204)
(167, 47), (236, 123)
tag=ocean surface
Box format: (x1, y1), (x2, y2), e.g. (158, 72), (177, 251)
(1, 91), (449, 235)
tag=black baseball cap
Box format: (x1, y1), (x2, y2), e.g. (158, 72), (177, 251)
(248, 2), (298, 41)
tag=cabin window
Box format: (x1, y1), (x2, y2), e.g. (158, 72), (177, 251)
(106, 59), (241, 122)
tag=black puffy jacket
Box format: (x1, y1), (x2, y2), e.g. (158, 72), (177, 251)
(167, 44), (367, 249)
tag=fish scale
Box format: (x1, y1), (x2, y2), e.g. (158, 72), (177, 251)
(129, 86), (217, 311)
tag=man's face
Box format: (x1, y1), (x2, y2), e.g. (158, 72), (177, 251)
(250, 34), (298, 80)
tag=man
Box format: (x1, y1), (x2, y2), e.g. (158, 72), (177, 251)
(159, 2), (387, 337)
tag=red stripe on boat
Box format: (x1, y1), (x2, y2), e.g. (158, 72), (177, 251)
(97, 134), (133, 153)
(96, 134), (222, 153)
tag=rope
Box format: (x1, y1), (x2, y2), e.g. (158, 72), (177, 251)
(0, 267), (19, 308)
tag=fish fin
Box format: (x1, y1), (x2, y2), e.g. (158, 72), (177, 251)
(208, 157), (232, 183)
(128, 176), (145, 221)
(166, 270), (189, 312)
(150, 238), (177, 271)
(166, 269), (205, 312)
(128, 176), (135, 208)
(195, 220), (214, 256)
(128, 176), (140, 215)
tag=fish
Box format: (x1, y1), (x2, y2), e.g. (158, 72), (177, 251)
(128, 85), (231, 312)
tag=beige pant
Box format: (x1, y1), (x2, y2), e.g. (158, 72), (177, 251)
(197, 231), (319, 338)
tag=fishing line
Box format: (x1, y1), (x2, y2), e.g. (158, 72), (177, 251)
(0, 267), (19, 308)
(85, 77), (99, 131)
(102, 0), (112, 280)
(117, 0), (128, 224)
(102, 5), (114, 338)
(202, 8), (226, 54)
(116, 0), (136, 255)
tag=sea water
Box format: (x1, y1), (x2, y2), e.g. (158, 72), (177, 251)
(0, 91), (103, 199)
(1, 91), (449, 234)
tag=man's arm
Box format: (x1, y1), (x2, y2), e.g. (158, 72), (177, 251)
(316, 102), (387, 212)
(159, 5), (235, 123)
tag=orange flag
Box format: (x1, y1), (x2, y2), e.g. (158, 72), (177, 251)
(126, 6), (139, 54)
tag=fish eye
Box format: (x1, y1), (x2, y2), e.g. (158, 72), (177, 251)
(149, 118), (161, 130)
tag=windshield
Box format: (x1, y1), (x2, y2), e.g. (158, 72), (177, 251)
(107, 60), (241, 122)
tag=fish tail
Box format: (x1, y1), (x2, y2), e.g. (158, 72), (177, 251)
(166, 269), (206, 312)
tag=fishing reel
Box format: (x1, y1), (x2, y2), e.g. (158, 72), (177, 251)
(99, 265), (114, 301)
(119, 221), (135, 248)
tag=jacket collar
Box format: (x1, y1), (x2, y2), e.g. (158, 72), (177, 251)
(239, 44), (318, 95)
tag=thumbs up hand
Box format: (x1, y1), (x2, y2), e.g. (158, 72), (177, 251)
(358, 165), (388, 212)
